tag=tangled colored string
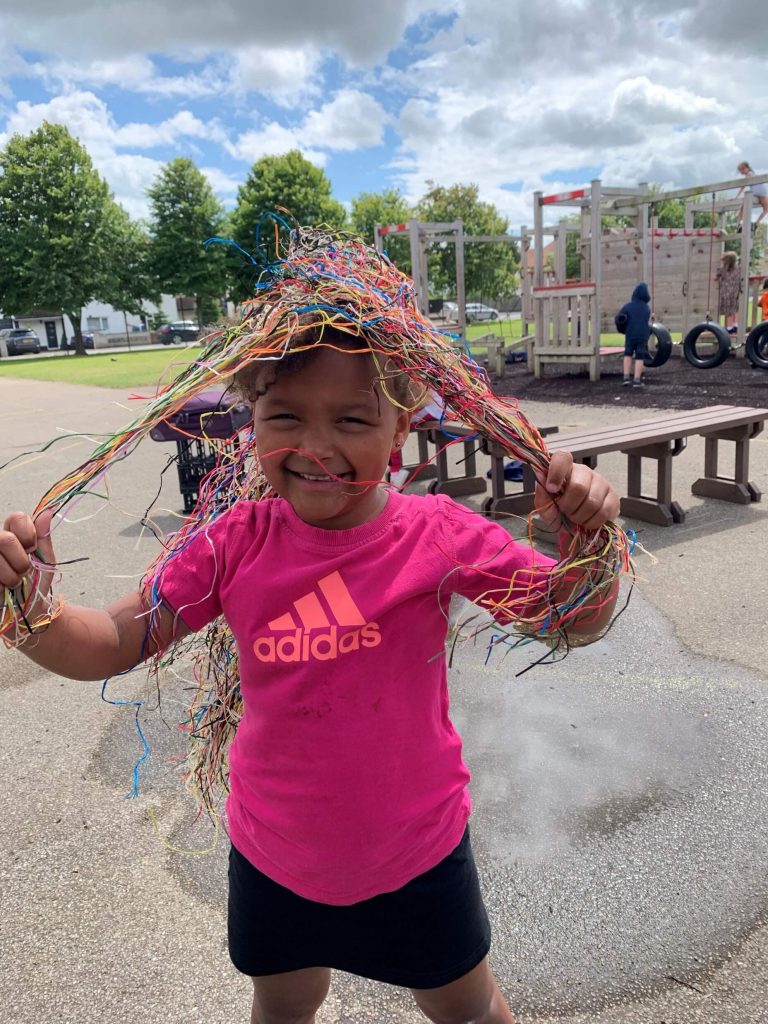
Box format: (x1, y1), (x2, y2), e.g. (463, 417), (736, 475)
(3, 220), (634, 822)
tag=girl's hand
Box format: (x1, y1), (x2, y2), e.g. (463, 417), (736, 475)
(0, 510), (56, 597)
(535, 451), (620, 533)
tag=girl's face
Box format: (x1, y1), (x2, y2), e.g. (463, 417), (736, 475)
(252, 346), (411, 530)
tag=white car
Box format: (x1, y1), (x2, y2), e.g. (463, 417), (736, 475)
(465, 303), (499, 322)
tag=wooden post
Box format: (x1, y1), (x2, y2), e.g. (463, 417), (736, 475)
(555, 225), (566, 283)
(520, 226), (530, 333)
(738, 191), (753, 351)
(590, 180), (602, 380)
(639, 182), (649, 286)
(455, 220), (466, 340)
(533, 192), (544, 289)
(408, 220), (422, 310)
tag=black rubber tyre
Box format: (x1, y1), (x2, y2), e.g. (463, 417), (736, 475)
(490, 312), (498, 320)
(172, 333), (183, 344)
(745, 321), (768, 370)
(682, 322), (731, 369)
(644, 322), (673, 367)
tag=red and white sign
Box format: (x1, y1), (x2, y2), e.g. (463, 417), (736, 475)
(540, 189), (587, 206)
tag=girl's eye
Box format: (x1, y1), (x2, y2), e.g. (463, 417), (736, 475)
(339, 417), (369, 425)
(267, 413), (298, 421)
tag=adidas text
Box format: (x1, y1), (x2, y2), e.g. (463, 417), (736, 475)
(253, 623), (381, 663)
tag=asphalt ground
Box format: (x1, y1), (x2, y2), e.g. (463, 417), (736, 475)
(1, 378), (767, 1024)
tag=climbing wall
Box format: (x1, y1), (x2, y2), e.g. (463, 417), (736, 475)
(600, 229), (723, 333)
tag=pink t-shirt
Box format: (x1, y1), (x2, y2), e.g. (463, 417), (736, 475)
(159, 491), (555, 905)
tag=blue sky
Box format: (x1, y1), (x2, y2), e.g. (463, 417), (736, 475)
(1, 1), (766, 230)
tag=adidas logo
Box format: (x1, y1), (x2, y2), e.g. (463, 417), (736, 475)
(253, 570), (381, 663)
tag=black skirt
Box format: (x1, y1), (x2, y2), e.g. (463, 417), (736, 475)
(227, 826), (491, 989)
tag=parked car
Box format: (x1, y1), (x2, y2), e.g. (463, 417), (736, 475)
(465, 303), (499, 322)
(156, 320), (200, 344)
(61, 333), (95, 350)
(2, 328), (42, 355)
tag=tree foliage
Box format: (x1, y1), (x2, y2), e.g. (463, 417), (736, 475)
(147, 158), (228, 323)
(0, 121), (141, 354)
(415, 182), (519, 299)
(103, 208), (159, 319)
(229, 150), (347, 300)
(350, 188), (412, 272)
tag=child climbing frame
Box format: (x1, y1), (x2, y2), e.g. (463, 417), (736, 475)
(525, 172), (768, 379)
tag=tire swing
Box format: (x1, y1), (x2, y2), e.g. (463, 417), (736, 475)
(746, 321), (768, 370)
(644, 322), (673, 367)
(682, 191), (733, 369)
(643, 205), (672, 368)
(683, 321), (731, 369)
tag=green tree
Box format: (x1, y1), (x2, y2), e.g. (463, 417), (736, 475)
(147, 158), (228, 325)
(0, 121), (135, 355)
(103, 208), (160, 323)
(350, 188), (412, 272)
(415, 182), (519, 300)
(229, 150), (346, 299)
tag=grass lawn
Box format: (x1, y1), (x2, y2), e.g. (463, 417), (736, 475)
(0, 347), (200, 389)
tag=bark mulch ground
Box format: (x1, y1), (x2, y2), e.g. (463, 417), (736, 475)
(491, 351), (768, 411)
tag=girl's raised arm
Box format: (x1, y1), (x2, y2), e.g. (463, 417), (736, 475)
(1, 511), (187, 681)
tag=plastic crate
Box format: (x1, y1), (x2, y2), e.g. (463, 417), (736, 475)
(149, 390), (251, 512)
(149, 389), (251, 442)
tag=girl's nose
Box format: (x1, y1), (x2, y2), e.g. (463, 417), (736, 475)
(299, 423), (336, 461)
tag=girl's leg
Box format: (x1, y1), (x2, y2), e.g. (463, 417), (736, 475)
(756, 197), (768, 225)
(410, 957), (516, 1024)
(250, 967), (331, 1024)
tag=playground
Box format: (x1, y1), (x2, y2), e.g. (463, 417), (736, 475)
(493, 347), (768, 411)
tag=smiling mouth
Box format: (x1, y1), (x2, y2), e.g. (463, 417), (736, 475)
(287, 468), (354, 484)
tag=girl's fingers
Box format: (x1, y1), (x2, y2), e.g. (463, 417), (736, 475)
(542, 451), (573, 494)
(0, 510), (57, 589)
(537, 461), (619, 531)
(0, 514), (37, 585)
(32, 509), (56, 566)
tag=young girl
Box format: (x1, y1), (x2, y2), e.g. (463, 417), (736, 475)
(715, 251), (740, 334)
(1, 252), (620, 1024)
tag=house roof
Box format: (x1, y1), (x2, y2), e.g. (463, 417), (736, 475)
(525, 240), (556, 270)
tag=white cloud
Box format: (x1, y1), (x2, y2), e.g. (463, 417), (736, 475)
(31, 54), (228, 99)
(115, 111), (228, 149)
(611, 77), (723, 124)
(225, 122), (328, 167)
(303, 90), (388, 150)
(229, 45), (323, 106)
(200, 166), (242, 196)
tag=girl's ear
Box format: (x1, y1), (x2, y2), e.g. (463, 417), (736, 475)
(392, 409), (412, 451)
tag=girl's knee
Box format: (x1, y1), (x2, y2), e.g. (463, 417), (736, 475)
(410, 959), (513, 1024)
(250, 967), (331, 1024)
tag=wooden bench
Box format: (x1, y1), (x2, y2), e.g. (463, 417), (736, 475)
(407, 419), (557, 499)
(480, 405), (768, 526)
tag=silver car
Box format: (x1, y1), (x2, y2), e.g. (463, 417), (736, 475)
(465, 303), (499, 322)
